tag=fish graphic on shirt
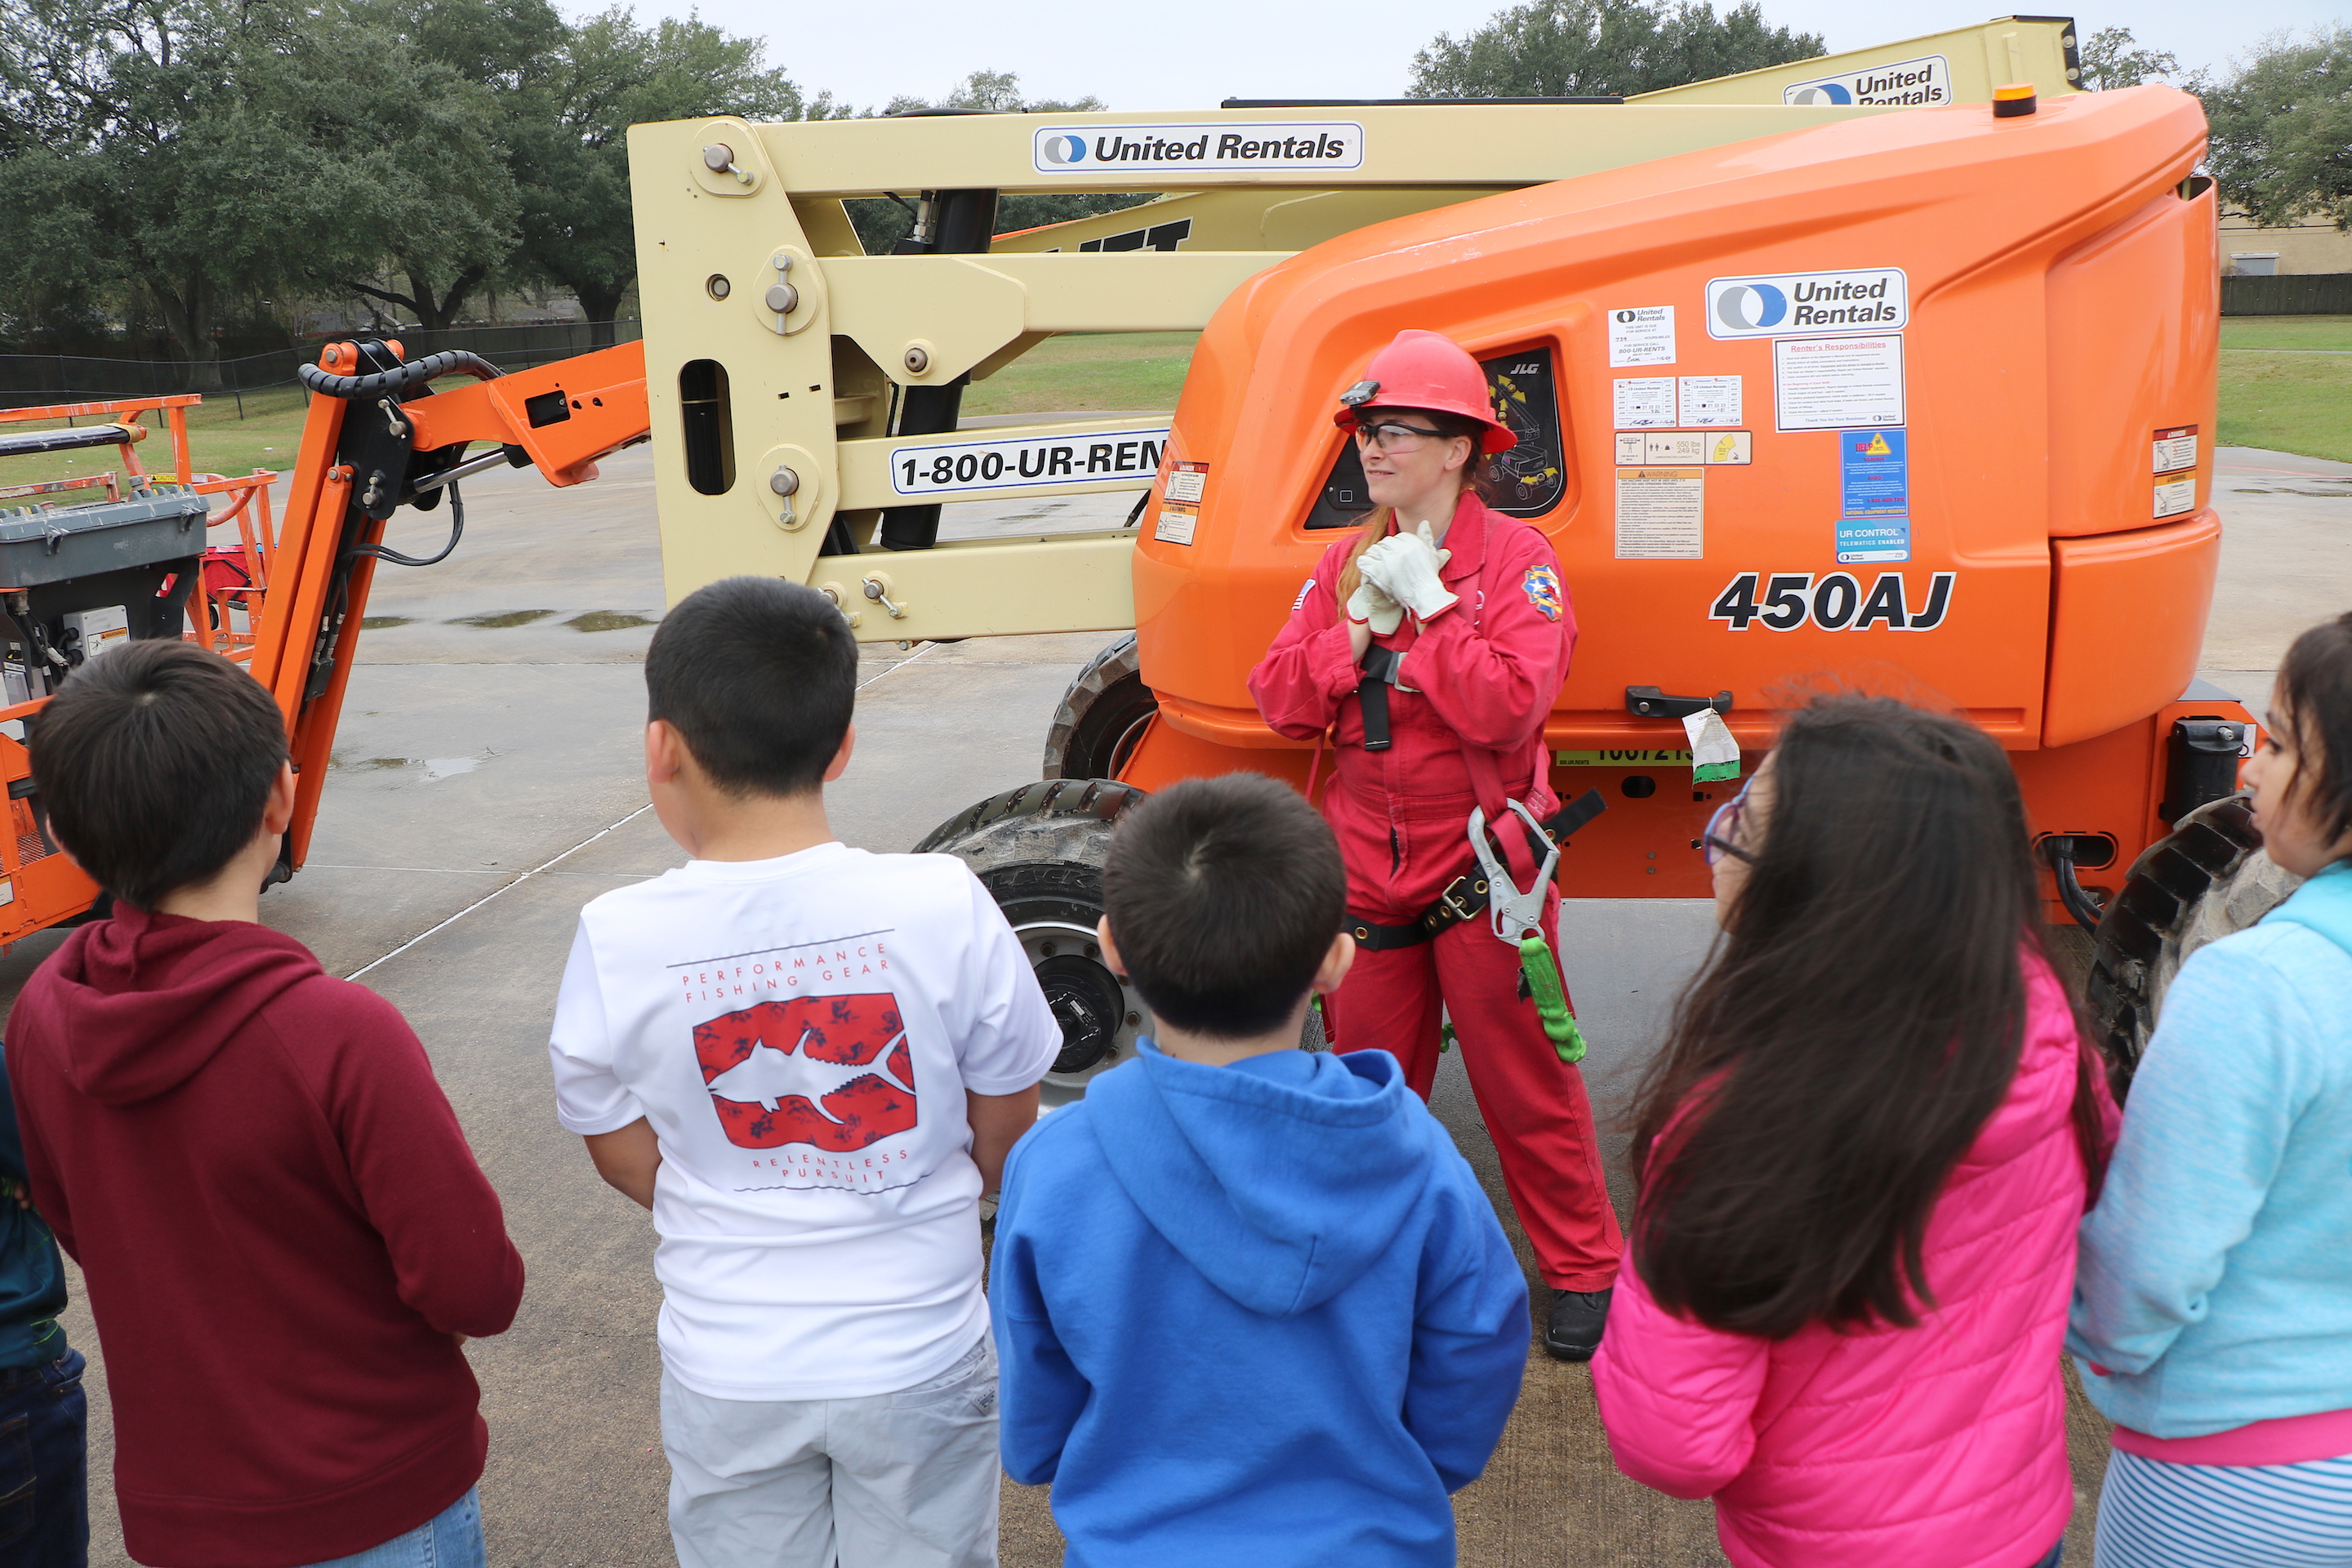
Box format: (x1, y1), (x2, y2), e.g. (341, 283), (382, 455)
(693, 993), (917, 1152)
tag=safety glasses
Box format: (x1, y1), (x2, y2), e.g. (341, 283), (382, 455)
(1352, 419), (1449, 452)
(1699, 779), (1756, 867)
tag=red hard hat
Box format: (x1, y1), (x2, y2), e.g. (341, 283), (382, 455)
(1333, 330), (1516, 455)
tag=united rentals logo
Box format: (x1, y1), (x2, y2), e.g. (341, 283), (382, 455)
(1782, 55), (1951, 107)
(696, 993), (915, 1153)
(1033, 122), (1363, 174)
(1705, 267), (1908, 339)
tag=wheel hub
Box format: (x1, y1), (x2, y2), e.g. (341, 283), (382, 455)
(1036, 954), (1123, 1075)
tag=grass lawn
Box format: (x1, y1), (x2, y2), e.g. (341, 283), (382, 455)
(960, 331), (1196, 418)
(2220, 314), (2352, 351)
(2, 384), (310, 492)
(2217, 315), (2352, 462)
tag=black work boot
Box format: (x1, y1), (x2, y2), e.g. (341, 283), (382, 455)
(1544, 1287), (1612, 1362)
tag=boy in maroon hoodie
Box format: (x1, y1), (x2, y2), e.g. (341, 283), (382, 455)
(5, 640), (526, 1568)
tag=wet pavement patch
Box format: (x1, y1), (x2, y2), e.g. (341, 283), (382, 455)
(359, 617), (412, 630)
(449, 609), (556, 628)
(566, 610), (655, 632)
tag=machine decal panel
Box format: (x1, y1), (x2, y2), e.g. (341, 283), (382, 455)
(1835, 517), (1910, 564)
(1614, 376), (1676, 429)
(1607, 307), (1676, 368)
(1708, 268), (1908, 339)
(1033, 122), (1363, 174)
(1709, 571), (1954, 631)
(1154, 506), (1198, 546)
(1781, 55), (1951, 107)
(1484, 350), (1566, 517)
(889, 427), (1169, 496)
(2154, 479), (2196, 520)
(1774, 336), (1904, 430)
(1678, 375), (1742, 425)
(1615, 470), (1704, 559)
(2153, 425), (2198, 475)
(1615, 430), (1751, 466)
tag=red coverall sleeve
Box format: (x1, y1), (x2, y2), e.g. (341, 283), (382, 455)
(327, 986), (528, 1339)
(1246, 542), (1361, 740)
(1400, 528), (1573, 752)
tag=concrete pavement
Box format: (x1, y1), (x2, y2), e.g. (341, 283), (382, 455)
(7, 439), (2346, 1566)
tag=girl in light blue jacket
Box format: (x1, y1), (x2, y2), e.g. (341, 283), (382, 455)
(2070, 612), (2352, 1568)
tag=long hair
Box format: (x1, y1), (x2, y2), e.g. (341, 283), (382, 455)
(1332, 409), (1495, 606)
(1628, 695), (2082, 1339)
(2272, 612), (2352, 850)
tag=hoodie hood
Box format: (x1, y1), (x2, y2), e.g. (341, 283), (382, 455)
(1083, 1042), (1440, 1316)
(38, 906), (321, 1105)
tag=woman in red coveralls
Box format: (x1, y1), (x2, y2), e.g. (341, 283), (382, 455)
(1247, 329), (1622, 1360)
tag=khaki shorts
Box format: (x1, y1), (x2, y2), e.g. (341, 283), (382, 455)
(662, 1334), (1000, 1568)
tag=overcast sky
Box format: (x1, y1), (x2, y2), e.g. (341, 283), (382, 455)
(631, 1), (2339, 112)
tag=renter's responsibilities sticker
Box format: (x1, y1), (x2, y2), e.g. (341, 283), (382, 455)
(889, 427), (1169, 497)
(1033, 122), (1363, 174)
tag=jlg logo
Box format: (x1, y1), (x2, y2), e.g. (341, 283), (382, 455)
(1709, 571), (1953, 631)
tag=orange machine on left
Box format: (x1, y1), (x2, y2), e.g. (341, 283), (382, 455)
(0, 339), (649, 948)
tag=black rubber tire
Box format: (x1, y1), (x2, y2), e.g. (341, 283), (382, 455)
(917, 779), (1153, 1094)
(1042, 634), (1160, 782)
(2086, 792), (2303, 1095)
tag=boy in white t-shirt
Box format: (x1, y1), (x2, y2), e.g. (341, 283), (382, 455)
(546, 577), (1059, 1568)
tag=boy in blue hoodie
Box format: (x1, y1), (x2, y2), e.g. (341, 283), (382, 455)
(990, 773), (1529, 1566)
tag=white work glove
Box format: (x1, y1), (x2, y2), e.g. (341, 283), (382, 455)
(1345, 578), (1403, 636)
(1359, 522), (1458, 621)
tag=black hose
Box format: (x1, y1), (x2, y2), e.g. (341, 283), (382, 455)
(2047, 841), (2107, 932)
(297, 350), (503, 401)
(346, 481), (466, 568)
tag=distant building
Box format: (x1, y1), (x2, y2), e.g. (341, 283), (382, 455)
(2219, 212), (2352, 276)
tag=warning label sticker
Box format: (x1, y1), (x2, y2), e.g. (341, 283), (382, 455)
(1608, 306), (1676, 368)
(1162, 461), (1208, 504)
(890, 425), (1169, 496)
(1782, 55), (1951, 107)
(1705, 431), (1752, 466)
(1839, 428), (1909, 517)
(1775, 336), (1904, 431)
(1615, 469), (1704, 559)
(1614, 376), (1677, 429)
(1154, 505), (1198, 545)
(2154, 478), (2196, 519)
(1679, 375), (1743, 425)
(2153, 425), (2198, 475)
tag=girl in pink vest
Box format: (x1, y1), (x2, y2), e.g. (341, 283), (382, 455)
(1592, 695), (2114, 1568)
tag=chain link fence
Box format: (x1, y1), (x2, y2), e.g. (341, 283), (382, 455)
(0, 320), (644, 412)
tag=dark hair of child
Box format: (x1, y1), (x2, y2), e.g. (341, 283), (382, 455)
(644, 577), (858, 798)
(2271, 611), (2352, 848)
(1627, 695), (2109, 1340)
(1102, 773), (1347, 1039)
(29, 639), (289, 909)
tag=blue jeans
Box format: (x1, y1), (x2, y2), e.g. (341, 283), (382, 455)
(2030, 1540), (2065, 1568)
(294, 1488), (483, 1568)
(0, 1347), (87, 1568)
